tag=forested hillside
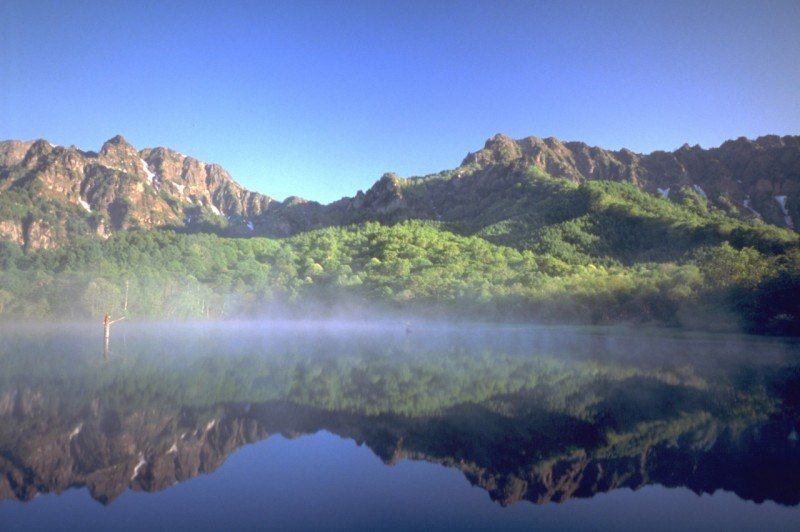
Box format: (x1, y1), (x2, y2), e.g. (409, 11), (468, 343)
(0, 134), (798, 334)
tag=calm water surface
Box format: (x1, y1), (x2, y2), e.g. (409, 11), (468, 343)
(0, 321), (799, 530)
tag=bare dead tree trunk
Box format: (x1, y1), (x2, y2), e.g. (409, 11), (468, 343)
(123, 279), (130, 312)
(103, 313), (110, 340)
(103, 314), (125, 360)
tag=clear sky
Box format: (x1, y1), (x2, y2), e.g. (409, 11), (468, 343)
(1, 1), (798, 203)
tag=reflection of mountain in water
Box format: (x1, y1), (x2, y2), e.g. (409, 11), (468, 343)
(0, 323), (799, 507)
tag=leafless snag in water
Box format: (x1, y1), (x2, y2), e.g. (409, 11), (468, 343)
(103, 313), (125, 360)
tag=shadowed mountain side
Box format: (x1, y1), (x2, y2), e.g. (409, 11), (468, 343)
(1, 384), (798, 507)
(1, 134), (799, 250)
(463, 134), (800, 229)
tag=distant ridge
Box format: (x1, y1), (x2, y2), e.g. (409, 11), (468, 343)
(0, 133), (798, 249)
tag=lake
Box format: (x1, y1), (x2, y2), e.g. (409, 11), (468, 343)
(0, 321), (799, 530)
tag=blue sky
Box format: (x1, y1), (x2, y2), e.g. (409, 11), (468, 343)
(1, 1), (798, 203)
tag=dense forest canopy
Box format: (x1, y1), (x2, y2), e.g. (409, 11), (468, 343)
(1, 139), (799, 334)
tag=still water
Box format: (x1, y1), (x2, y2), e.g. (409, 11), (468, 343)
(0, 321), (799, 530)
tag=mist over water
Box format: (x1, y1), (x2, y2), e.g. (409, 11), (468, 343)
(0, 320), (799, 530)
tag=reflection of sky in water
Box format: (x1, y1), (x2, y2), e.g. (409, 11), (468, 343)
(0, 321), (799, 529)
(2, 431), (799, 531)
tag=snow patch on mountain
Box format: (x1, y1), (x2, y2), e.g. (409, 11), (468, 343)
(693, 185), (707, 200)
(774, 195), (794, 228)
(743, 198), (760, 217)
(140, 158), (155, 185)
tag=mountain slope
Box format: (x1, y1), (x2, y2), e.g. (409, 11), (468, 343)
(1, 134), (799, 251)
(462, 133), (800, 229)
(0, 135), (333, 247)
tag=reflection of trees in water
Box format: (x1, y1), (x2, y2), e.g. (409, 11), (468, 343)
(0, 324), (799, 506)
(1, 393), (799, 507)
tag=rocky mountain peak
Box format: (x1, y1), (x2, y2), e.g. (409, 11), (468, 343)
(0, 135), (283, 247)
(101, 134), (130, 148)
(97, 135), (144, 177)
(378, 172), (402, 184)
(28, 138), (55, 155)
(466, 133), (523, 166)
(282, 196), (308, 206)
(456, 132), (800, 229)
(1, 132), (799, 251)
(486, 133), (515, 146)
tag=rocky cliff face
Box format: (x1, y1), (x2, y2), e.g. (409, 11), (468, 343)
(463, 133), (800, 229)
(1, 133), (798, 248)
(0, 135), (284, 248)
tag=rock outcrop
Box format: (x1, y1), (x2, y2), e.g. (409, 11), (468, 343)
(1, 133), (798, 248)
(463, 133), (800, 228)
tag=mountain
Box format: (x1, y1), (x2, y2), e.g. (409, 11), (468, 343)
(1, 133), (799, 332)
(1, 133), (799, 250)
(463, 133), (800, 227)
(0, 135), (276, 248)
